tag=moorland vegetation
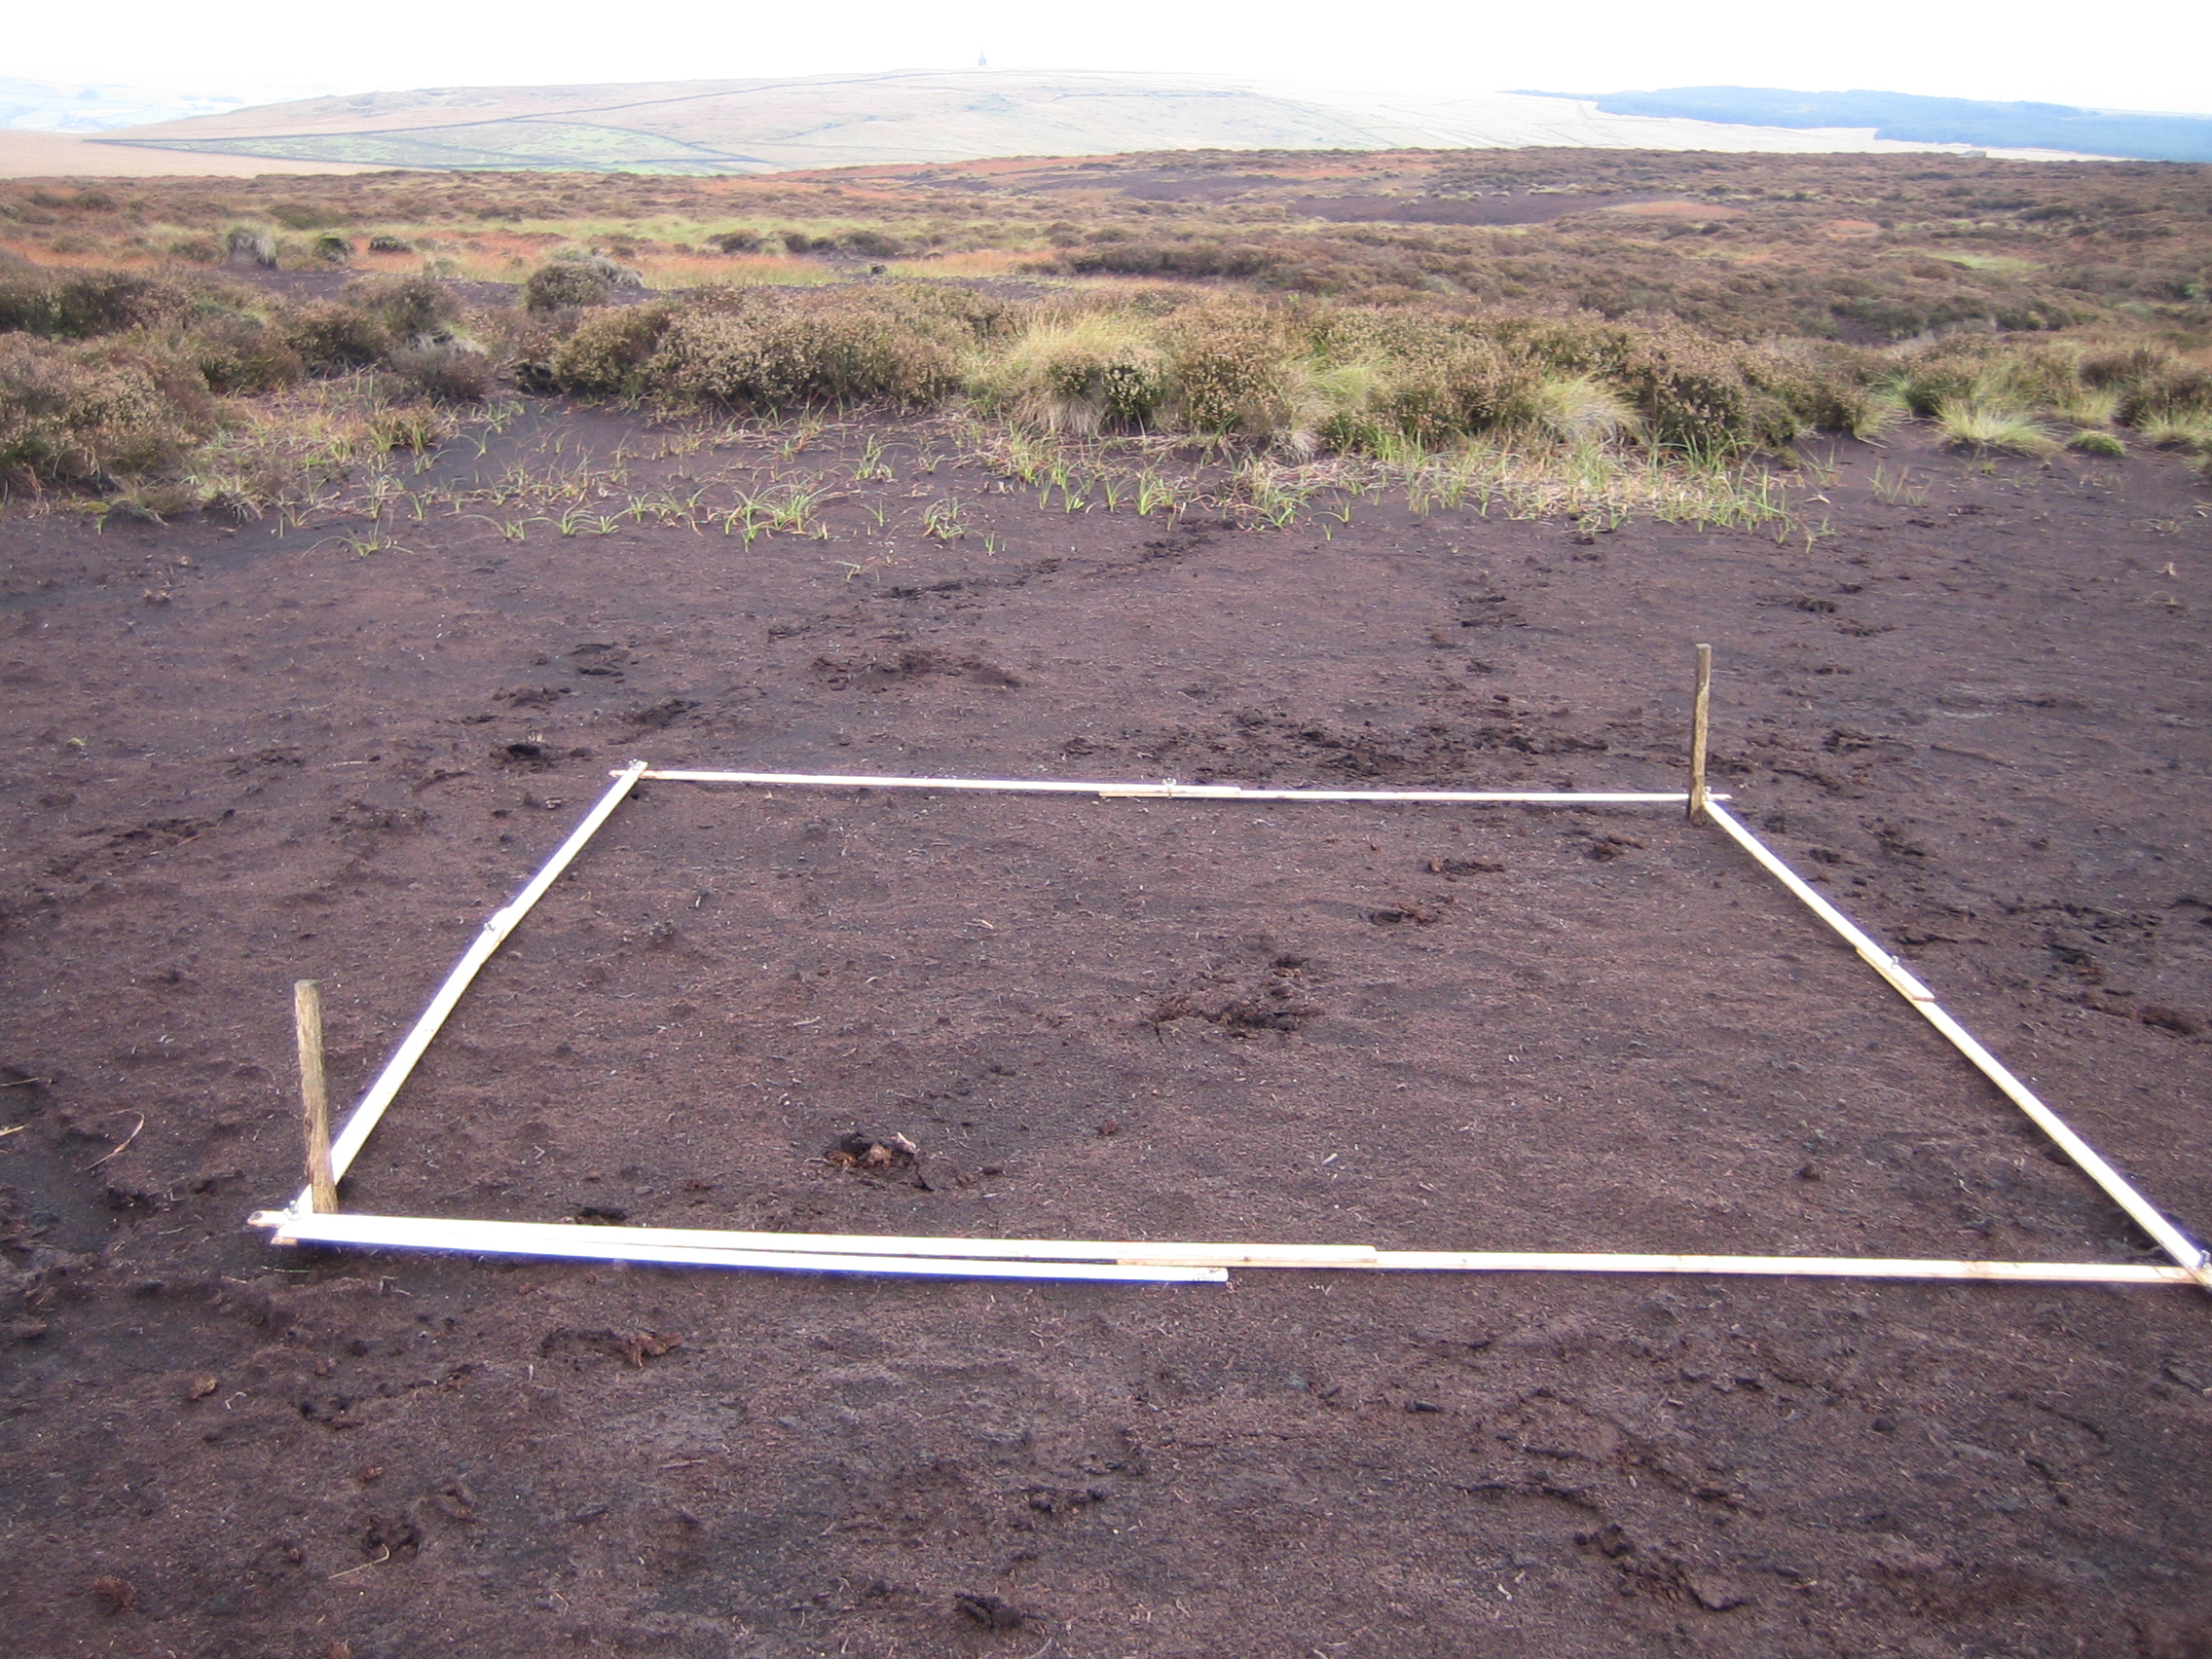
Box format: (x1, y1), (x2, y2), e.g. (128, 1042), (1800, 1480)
(0, 148), (2206, 529)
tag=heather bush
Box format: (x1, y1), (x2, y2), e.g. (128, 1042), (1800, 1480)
(637, 286), (990, 410)
(1309, 311), (1542, 442)
(186, 313), (305, 394)
(526, 259), (612, 311)
(1053, 239), (1295, 285)
(0, 334), (202, 484)
(479, 305), (576, 393)
(0, 270), (195, 339)
(1308, 342), (1543, 449)
(1161, 305), (1302, 439)
(838, 230), (904, 259)
(1437, 341), (1547, 433)
(342, 275), (460, 343)
(2081, 345), (2173, 389)
(552, 303), (672, 396)
(646, 305), (956, 408)
(1609, 325), (1778, 455)
(280, 302), (393, 372)
(1739, 342), (1878, 438)
(387, 341), (493, 402)
(2118, 364), (2212, 424)
(524, 251), (644, 312)
(533, 264), (609, 312)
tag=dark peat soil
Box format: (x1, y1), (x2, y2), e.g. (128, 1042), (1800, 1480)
(2, 415), (2209, 1658)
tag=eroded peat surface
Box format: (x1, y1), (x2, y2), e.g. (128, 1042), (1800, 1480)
(2, 412), (2209, 1658)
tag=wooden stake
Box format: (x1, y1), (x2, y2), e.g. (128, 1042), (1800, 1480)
(1687, 644), (1713, 822)
(294, 980), (337, 1214)
(285, 759), (649, 1214)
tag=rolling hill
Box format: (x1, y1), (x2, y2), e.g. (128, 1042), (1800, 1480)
(89, 70), (2104, 175)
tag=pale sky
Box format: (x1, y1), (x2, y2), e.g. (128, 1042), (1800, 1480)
(16, 0), (2212, 118)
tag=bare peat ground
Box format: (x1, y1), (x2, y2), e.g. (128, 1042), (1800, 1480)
(2, 414), (2209, 1659)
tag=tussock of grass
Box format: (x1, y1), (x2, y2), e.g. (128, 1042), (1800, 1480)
(2051, 387), (2121, 427)
(571, 288), (1884, 461)
(2137, 412), (2212, 454)
(1526, 374), (1641, 446)
(969, 312), (1169, 434)
(2069, 427), (2127, 457)
(1933, 398), (2061, 458)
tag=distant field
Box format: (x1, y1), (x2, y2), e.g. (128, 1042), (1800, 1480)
(0, 129), (375, 179)
(80, 70), (2101, 177)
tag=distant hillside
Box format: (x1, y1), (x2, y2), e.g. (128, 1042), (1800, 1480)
(1579, 87), (2212, 164)
(89, 70), (2099, 175)
(1, 75), (256, 134)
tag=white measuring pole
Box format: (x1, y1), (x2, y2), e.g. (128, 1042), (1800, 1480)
(637, 767), (1709, 806)
(283, 761), (650, 1213)
(1705, 800), (2211, 1291)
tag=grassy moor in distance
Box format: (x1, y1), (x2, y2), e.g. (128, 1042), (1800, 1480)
(1, 139), (2211, 1659)
(1, 146), (2209, 521)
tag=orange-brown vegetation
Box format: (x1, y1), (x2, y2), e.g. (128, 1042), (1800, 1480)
(0, 148), (2206, 502)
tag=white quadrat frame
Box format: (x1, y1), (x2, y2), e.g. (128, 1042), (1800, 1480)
(250, 760), (2212, 1293)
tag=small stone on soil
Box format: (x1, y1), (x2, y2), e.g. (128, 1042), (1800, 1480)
(954, 1592), (1025, 1630)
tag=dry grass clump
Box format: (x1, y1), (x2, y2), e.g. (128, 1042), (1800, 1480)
(1932, 399), (2062, 458)
(969, 311), (1171, 434)
(2069, 427), (2127, 457)
(2136, 412), (2212, 455)
(1525, 374), (1641, 446)
(956, 299), (1869, 460)
(1884, 332), (2212, 454)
